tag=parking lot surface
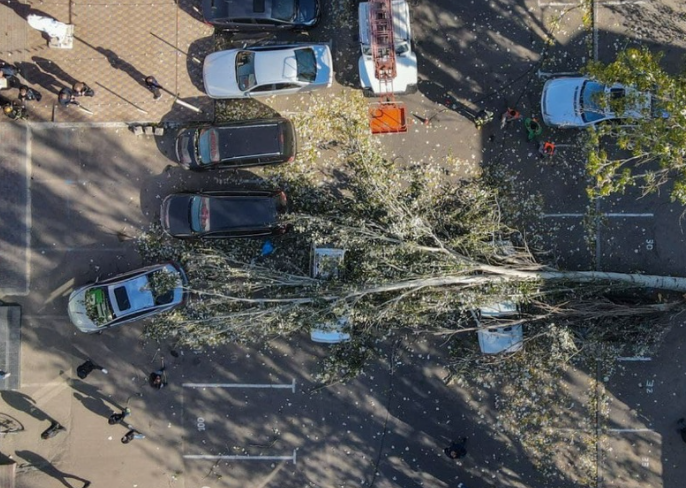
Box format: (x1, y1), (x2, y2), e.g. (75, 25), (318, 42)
(3, 0), (686, 487)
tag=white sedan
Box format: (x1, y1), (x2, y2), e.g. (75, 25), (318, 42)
(203, 43), (333, 99)
(541, 76), (657, 128)
(68, 263), (187, 333)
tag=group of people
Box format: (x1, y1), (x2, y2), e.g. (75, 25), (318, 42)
(0, 62), (41, 120)
(0, 61), (165, 120)
(75, 358), (168, 443)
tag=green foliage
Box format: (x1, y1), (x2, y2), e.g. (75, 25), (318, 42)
(583, 47), (686, 203)
(139, 92), (537, 357)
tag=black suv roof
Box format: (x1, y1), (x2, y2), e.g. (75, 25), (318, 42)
(202, 0), (319, 30)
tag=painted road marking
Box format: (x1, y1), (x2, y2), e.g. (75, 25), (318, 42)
(537, 0), (581, 6)
(184, 449), (297, 464)
(541, 213), (654, 218)
(183, 379), (297, 393)
(617, 357), (652, 361)
(607, 428), (653, 432)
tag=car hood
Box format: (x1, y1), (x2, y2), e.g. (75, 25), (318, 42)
(312, 44), (333, 87)
(203, 50), (242, 98)
(68, 287), (100, 333)
(175, 128), (198, 168)
(358, 52), (417, 93)
(161, 195), (194, 236)
(541, 77), (585, 127)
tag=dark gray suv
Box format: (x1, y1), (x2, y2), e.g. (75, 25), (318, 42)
(202, 0), (320, 30)
(174, 117), (297, 171)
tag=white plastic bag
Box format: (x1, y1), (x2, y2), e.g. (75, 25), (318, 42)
(27, 14), (69, 41)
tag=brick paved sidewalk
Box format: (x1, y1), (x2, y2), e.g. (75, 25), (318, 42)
(0, 0), (214, 123)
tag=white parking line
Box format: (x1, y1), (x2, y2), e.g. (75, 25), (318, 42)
(607, 428), (653, 432)
(541, 213), (654, 218)
(184, 449), (297, 464)
(617, 357), (652, 361)
(537, 0), (581, 6)
(183, 379), (297, 393)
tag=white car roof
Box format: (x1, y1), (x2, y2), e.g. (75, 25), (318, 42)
(108, 274), (155, 317)
(477, 324), (524, 354)
(204, 44), (332, 98)
(310, 317), (351, 344)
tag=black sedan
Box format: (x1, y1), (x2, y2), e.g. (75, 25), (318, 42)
(202, 0), (320, 30)
(160, 190), (289, 239)
(174, 118), (296, 171)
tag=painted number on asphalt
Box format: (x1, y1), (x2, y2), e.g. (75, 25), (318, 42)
(197, 417), (206, 431)
(642, 457), (650, 468)
(645, 380), (654, 394)
(646, 239), (654, 251)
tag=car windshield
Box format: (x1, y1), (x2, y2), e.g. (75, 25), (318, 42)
(236, 51), (257, 91)
(295, 48), (317, 82)
(580, 80), (609, 123)
(272, 0), (296, 21)
(85, 287), (114, 326)
(197, 128), (220, 165)
(148, 269), (179, 306)
(190, 196), (211, 233)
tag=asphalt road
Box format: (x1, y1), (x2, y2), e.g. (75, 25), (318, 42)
(3, 0), (686, 487)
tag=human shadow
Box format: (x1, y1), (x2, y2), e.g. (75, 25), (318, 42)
(0, 391), (56, 423)
(15, 450), (90, 488)
(77, 42), (149, 90)
(69, 380), (123, 415)
(31, 56), (78, 88)
(15, 61), (62, 94)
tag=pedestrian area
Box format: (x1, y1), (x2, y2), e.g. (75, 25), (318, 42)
(0, 0), (214, 123)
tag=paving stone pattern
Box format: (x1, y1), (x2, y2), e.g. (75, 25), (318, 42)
(0, 0), (214, 122)
(0, 124), (29, 296)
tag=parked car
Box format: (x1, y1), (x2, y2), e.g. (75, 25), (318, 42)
(476, 301), (524, 354)
(174, 118), (297, 171)
(202, 0), (320, 30)
(358, 0), (417, 95)
(161, 189), (289, 239)
(68, 263), (187, 333)
(203, 43), (333, 99)
(540, 76), (662, 128)
(309, 246), (351, 344)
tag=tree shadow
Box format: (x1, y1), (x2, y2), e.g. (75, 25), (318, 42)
(15, 450), (90, 488)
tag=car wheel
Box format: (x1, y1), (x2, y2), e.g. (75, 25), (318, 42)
(405, 84), (418, 94)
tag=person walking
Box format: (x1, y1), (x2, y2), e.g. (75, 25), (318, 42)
(3, 101), (28, 120)
(144, 76), (163, 100)
(108, 407), (131, 425)
(500, 107), (521, 129)
(76, 359), (108, 379)
(121, 429), (145, 443)
(18, 85), (42, 102)
(444, 437), (468, 459)
(677, 418), (686, 444)
(538, 141), (556, 159)
(72, 81), (95, 97)
(149, 367), (167, 389)
(41, 421), (66, 439)
(58, 87), (77, 107)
